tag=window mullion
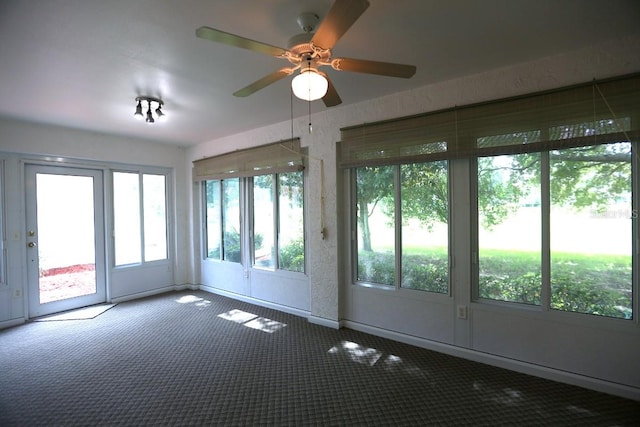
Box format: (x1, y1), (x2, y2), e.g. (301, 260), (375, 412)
(138, 173), (145, 263)
(633, 141), (639, 323)
(541, 150), (551, 311)
(274, 174), (280, 269)
(394, 165), (402, 289)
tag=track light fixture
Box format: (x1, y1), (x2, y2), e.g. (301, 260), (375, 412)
(134, 96), (166, 123)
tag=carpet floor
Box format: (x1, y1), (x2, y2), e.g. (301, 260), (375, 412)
(0, 290), (638, 426)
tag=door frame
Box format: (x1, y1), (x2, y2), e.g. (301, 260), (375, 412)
(25, 163), (107, 317)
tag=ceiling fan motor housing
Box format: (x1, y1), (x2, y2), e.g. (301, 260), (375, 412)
(297, 12), (319, 33)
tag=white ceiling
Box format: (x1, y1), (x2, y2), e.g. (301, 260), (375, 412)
(1, 0), (639, 147)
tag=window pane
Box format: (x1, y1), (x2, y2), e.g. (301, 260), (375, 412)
(356, 166), (395, 286)
(143, 174), (167, 262)
(253, 175), (275, 269)
(550, 143), (632, 319)
(222, 178), (241, 263)
(113, 172), (141, 265)
(400, 162), (448, 293)
(205, 180), (221, 259)
(478, 154), (541, 305)
(278, 172), (304, 272)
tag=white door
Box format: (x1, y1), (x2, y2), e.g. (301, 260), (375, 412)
(25, 165), (106, 317)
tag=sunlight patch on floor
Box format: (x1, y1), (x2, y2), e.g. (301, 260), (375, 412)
(218, 309), (287, 333)
(328, 341), (434, 382)
(175, 295), (212, 308)
(243, 317), (287, 333)
(328, 340), (382, 366)
(218, 309), (258, 323)
(473, 381), (526, 407)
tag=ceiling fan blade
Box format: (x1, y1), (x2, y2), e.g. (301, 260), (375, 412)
(331, 58), (416, 78)
(322, 75), (342, 107)
(311, 0), (370, 50)
(196, 26), (289, 57)
(233, 68), (295, 97)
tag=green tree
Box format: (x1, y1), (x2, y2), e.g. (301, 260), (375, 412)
(355, 143), (631, 250)
(356, 166), (394, 251)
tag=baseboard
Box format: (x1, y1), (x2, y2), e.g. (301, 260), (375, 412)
(174, 284), (200, 291)
(110, 285), (188, 304)
(342, 320), (640, 402)
(199, 285), (310, 319)
(0, 317), (25, 330)
(308, 315), (340, 329)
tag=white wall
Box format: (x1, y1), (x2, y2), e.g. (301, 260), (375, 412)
(187, 34), (640, 399)
(0, 118), (189, 322)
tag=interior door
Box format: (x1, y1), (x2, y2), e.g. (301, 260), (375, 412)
(25, 165), (106, 317)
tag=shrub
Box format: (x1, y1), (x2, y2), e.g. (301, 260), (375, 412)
(279, 238), (304, 272)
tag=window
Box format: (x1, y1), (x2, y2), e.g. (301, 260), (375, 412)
(0, 161), (4, 286)
(277, 172), (305, 272)
(205, 178), (241, 263)
(253, 172), (305, 272)
(477, 153), (542, 305)
(113, 171), (168, 266)
(253, 175), (275, 268)
(356, 165), (396, 286)
(355, 162), (449, 293)
(476, 128), (634, 319)
(205, 173), (305, 272)
(341, 74), (639, 319)
(196, 140), (306, 273)
(549, 141), (632, 318)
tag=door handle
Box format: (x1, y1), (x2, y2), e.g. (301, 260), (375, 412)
(27, 242), (36, 248)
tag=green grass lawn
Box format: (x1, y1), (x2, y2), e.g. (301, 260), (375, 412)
(359, 246), (632, 318)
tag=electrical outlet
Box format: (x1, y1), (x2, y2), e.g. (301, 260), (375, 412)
(14, 289), (21, 298)
(457, 305), (467, 320)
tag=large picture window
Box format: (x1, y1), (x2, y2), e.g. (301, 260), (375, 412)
(355, 162), (449, 293)
(476, 131), (634, 319)
(341, 74), (639, 320)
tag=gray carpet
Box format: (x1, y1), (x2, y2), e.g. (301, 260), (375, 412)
(0, 290), (638, 426)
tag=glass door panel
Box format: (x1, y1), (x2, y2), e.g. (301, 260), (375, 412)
(26, 165), (106, 317)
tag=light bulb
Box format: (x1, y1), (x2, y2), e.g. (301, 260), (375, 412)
(291, 69), (328, 101)
(134, 100), (143, 120)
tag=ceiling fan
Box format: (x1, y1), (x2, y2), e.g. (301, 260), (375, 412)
(196, 0), (416, 107)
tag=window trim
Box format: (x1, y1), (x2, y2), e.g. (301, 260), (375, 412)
(112, 168), (171, 269)
(351, 162), (451, 296)
(473, 142), (636, 320)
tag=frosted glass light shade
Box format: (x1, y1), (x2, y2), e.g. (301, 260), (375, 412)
(291, 69), (328, 101)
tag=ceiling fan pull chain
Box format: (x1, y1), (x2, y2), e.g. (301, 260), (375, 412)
(308, 96), (313, 133)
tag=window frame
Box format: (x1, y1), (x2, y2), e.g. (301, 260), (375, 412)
(472, 134), (636, 321)
(250, 171), (306, 273)
(0, 160), (5, 286)
(204, 171), (306, 274)
(350, 161), (451, 295)
(203, 178), (243, 264)
(112, 168), (171, 269)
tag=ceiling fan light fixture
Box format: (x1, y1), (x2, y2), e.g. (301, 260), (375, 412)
(134, 96), (164, 124)
(291, 68), (328, 102)
(145, 102), (155, 123)
(134, 100), (143, 120)
(155, 105), (166, 121)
